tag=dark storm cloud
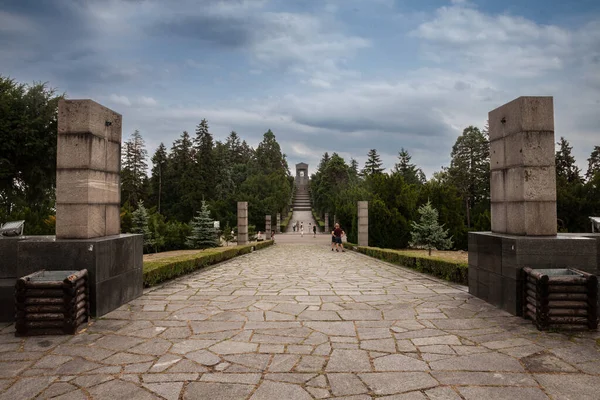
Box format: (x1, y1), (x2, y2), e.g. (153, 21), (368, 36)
(292, 113), (449, 137)
(152, 14), (256, 48)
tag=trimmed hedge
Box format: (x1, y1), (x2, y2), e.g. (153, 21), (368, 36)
(280, 210), (293, 232)
(311, 209), (325, 230)
(143, 241), (274, 287)
(351, 246), (468, 285)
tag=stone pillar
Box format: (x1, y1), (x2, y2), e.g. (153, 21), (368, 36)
(334, 214), (337, 226)
(358, 201), (369, 246)
(237, 202), (248, 245)
(489, 96), (556, 236)
(56, 99), (122, 239)
(276, 213), (281, 233)
(324, 213), (329, 234)
(265, 215), (271, 240)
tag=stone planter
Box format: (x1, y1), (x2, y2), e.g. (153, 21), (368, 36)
(523, 267), (598, 331)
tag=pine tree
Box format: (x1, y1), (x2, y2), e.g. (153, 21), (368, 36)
(556, 137), (582, 183)
(447, 126), (490, 228)
(186, 200), (219, 249)
(150, 143), (168, 213)
(131, 200), (154, 253)
(349, 158), (359, 176)
(222, 223), (234, 246)
(121, 130), (149, 207)
(362, 149), (385, 176)
(586, 145), (600, 181)
(318, 152), (330, 171)
(195, 119), (215, 199)
(410, 201), (453, 255)
(164, 131), (195, 221)
(255, 129), (287, 175)
(393, 148), (425, 184)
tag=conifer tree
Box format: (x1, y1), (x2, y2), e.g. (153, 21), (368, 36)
(121, 130), (148, 207)
(556, 137), (582, 183)
(131, 200), (154, 253)
(586, 145), (600, 181)
(410, 201), (453, 255)
(195, 119), (215, 199)
(186, 200), (219, 249)
(362, 149), (385, 176)
(447, 126), (489, 228)
(393, 148), (425, 184)
(150, 142), (168, 213)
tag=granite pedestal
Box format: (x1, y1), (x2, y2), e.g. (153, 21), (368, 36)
(0, 234), (142, 321)
(0, 237), (29, 321)
(468, 232), (600, 316)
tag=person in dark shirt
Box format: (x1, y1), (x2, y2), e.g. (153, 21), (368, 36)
(313, 224), (317, 238)
(332, 223), (345, 252)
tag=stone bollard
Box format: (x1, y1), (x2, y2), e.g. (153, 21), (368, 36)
(276, 213), (281, 233)
(324, 213), (329, 234)
(237, 202), (248, 245)
(265, 215), (271, 240)
(358, 201), (368, 246)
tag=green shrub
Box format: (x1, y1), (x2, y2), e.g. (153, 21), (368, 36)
(351, 246), (468, 285)
(311, 209), (325, 230)
(143, 240), (274, 287)
(280, 210), (293, 232)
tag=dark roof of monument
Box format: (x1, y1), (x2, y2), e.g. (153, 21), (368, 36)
(296, 162), (308, 168)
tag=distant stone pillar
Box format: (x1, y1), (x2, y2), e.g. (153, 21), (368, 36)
(265, 215), (271, 240)
(56, 99), (122, 239)
(276, 213), (281, 233)
(324, 213), (329, 234)
(358, 201), (369, 246)
(237, 202), (248, 245)
(334, 214), (337, 225)
(489, 97), (556, 235)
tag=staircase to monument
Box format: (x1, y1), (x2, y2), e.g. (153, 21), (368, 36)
(284, 184), (318, 234)
(292, 185), (312, 211)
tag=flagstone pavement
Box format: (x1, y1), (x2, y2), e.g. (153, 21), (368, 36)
(1, 244), (600, 399)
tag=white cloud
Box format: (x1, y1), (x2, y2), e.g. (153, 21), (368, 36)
(109, 94), (131, 106)
(137, 96), (158, 107)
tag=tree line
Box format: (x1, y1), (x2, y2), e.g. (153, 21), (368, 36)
(310, 126), (600, 249)
(1, 76), (599, 252)
(120, 123), (292, 252)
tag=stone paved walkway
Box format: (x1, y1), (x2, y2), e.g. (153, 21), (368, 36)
(1, 244), (600, 399)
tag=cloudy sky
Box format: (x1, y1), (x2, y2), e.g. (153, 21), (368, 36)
(1, 0), (599, 177)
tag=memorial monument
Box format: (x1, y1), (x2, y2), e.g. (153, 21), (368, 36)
(0, 100), (143, 321)
(468, 97), (600, 315)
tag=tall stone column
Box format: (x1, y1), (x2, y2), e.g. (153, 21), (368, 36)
(358, 201), (369, 247)
(324, 213), (329, 234)
(237, 202), (248, 245)
(489, 96), (556, 235)
(56, 99), (122, 239)
(265, 215), (271, 240)
(276, 213), (281, 233)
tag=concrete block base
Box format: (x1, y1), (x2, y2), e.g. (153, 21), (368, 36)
(0, 234), (142, 322)
(468, 232), (600, 316)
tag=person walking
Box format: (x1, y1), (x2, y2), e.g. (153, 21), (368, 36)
(332, 223), (345, 252)
(293, 222), (296, 232)
(301, 224), (304, 238)
(313, 224), (317, 238)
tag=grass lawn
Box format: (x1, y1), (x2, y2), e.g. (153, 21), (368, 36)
(390, 249), (468, 264)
